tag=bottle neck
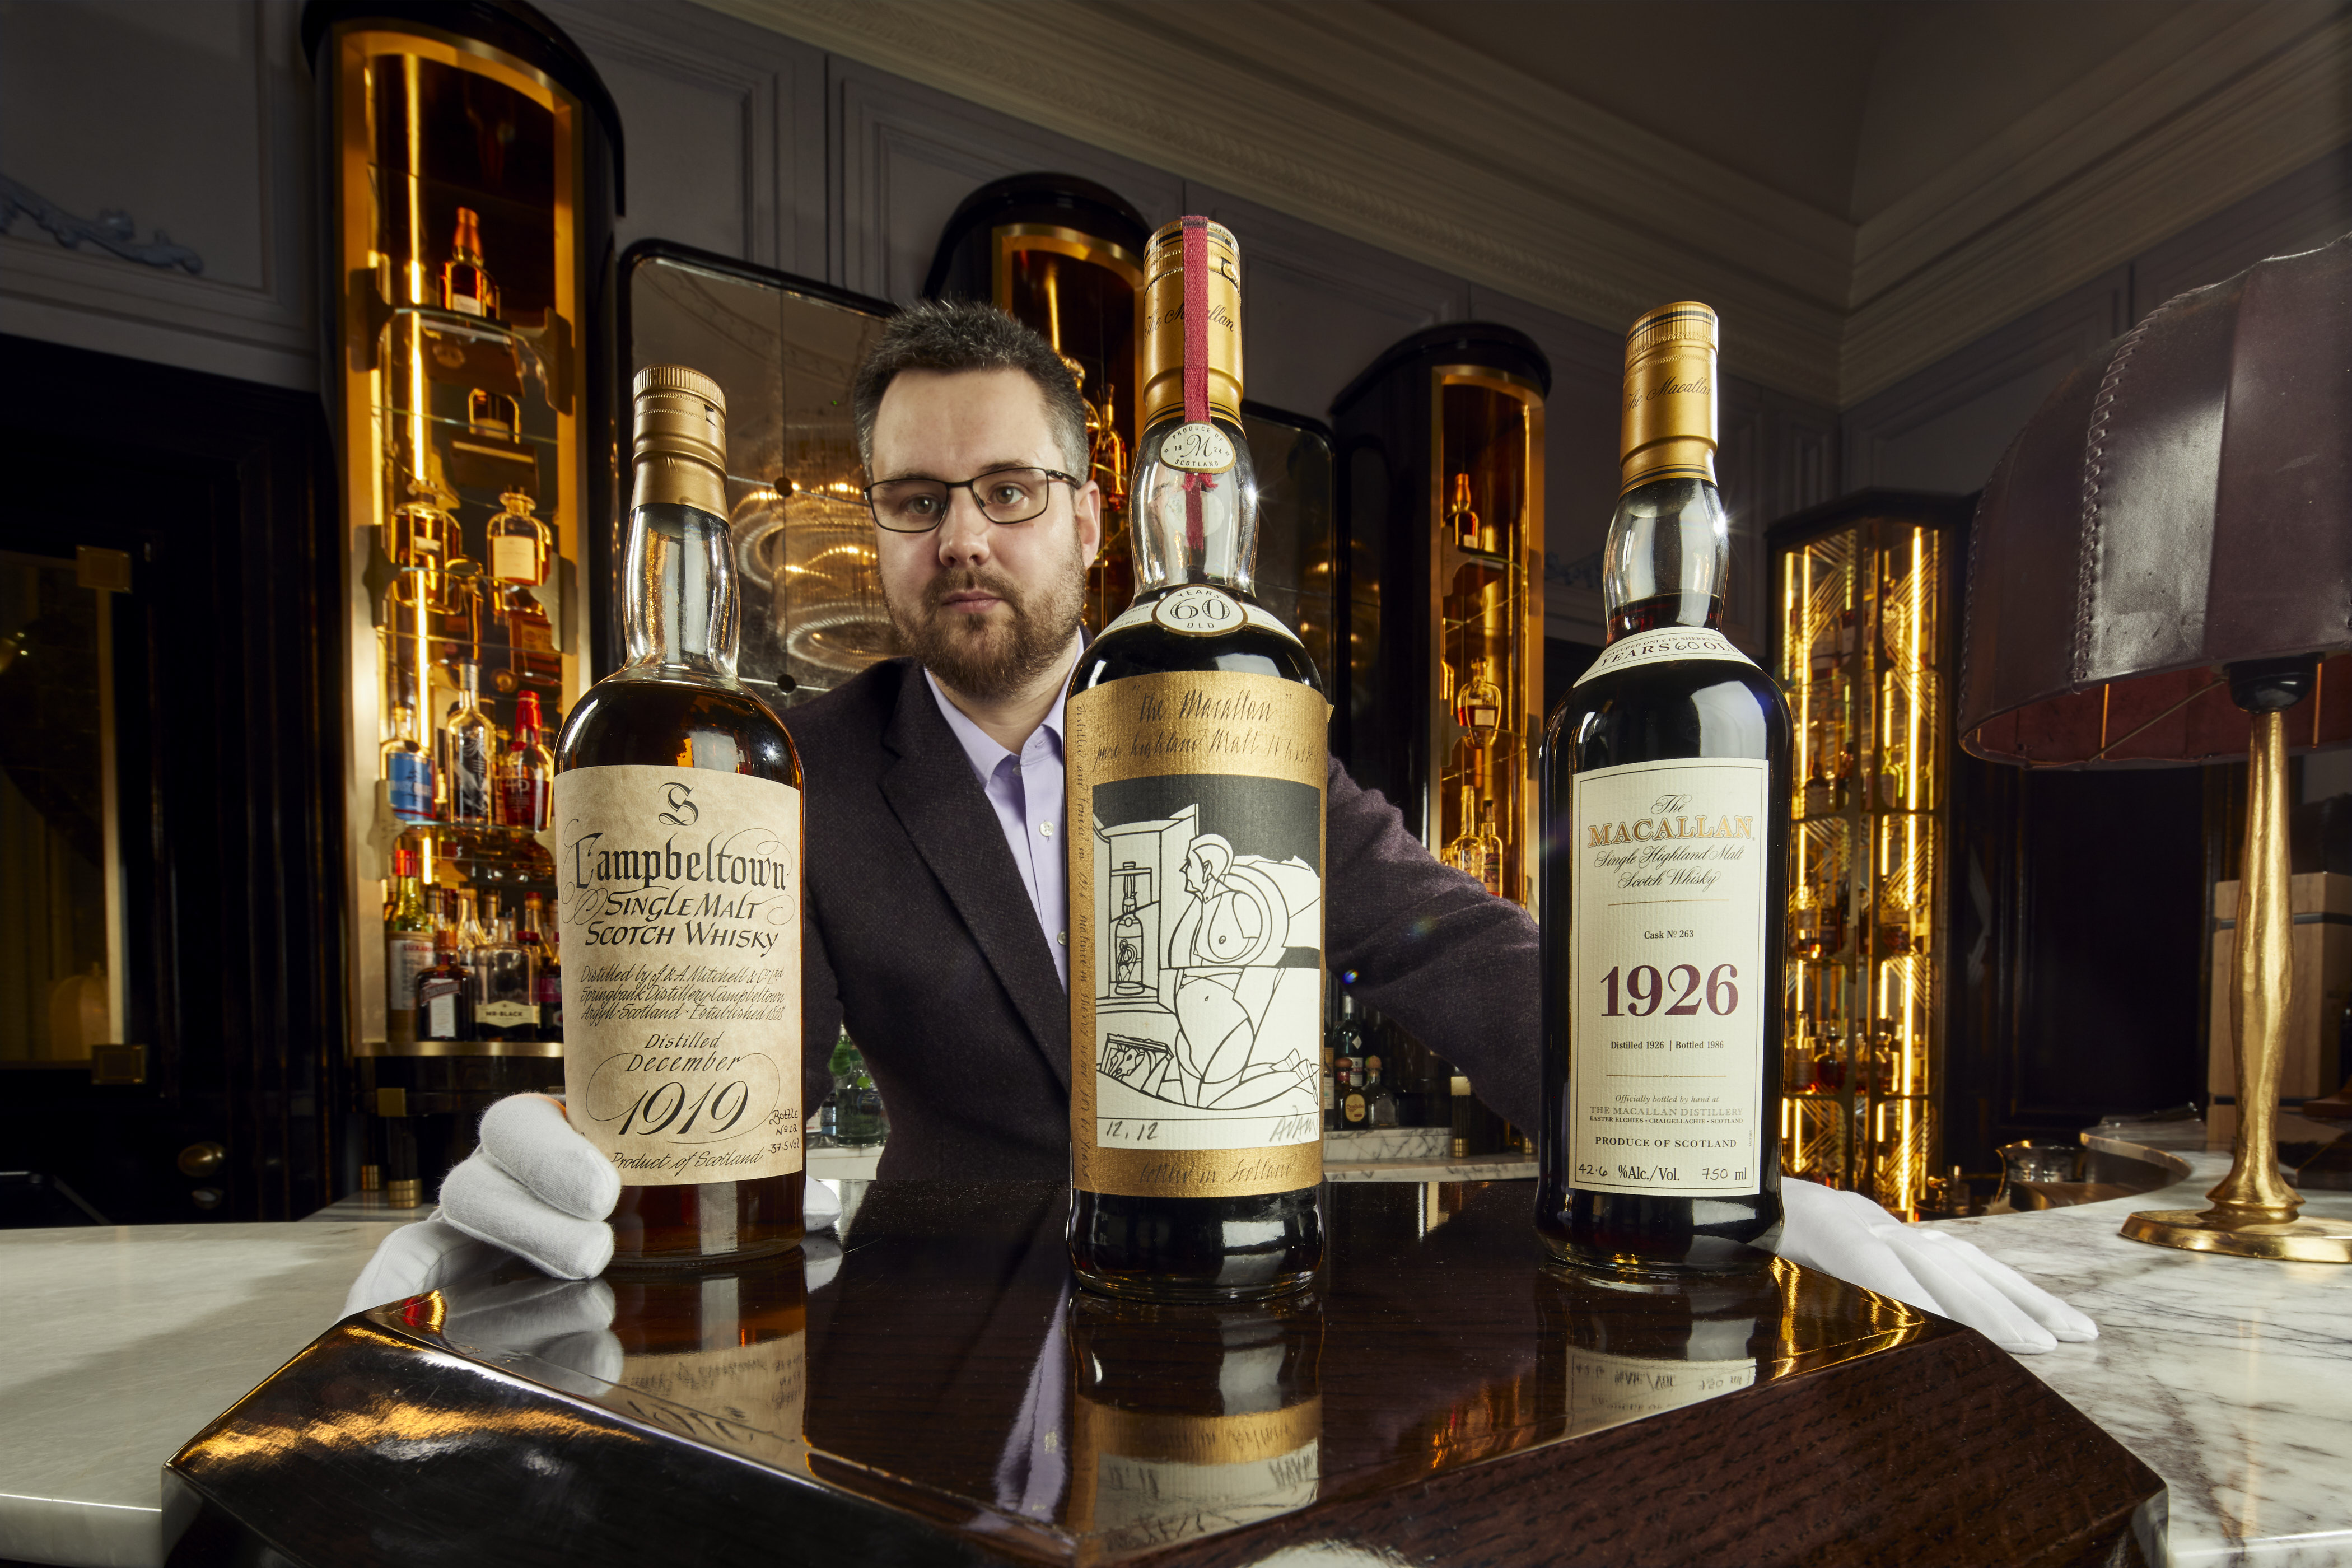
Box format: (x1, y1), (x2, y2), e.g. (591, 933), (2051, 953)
(1130, 413), (1259, 600)
(1602, 474), (1728, 641)
(623, 500), (739, 680)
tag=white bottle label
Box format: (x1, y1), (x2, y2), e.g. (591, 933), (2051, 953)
(491, 535), (539, 585)
(1574, 626), (1757, 687)
(1567, 755), (1769, 1196)
(553, 764), (804, 1184)
(1159, 422), (1236, 473)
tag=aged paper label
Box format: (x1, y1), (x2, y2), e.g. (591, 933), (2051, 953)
(1067, 670), (1328, 1197)
(552, 764), (802, 1184)
(1568, 755), (1769, 1197)
(1069, 1400), (1322, 1547)
(1574, 626), (1758, 687)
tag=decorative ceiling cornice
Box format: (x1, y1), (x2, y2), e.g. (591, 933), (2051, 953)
(694, 0), (2352, 409)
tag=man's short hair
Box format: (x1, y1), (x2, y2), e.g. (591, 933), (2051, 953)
(852, 300), (1092, 480)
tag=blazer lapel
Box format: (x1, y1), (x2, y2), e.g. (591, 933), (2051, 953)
(878, 665), (1073, 1090)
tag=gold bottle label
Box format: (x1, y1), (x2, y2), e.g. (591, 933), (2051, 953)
(1566, 755), (1768, 1196)
(1067, 670), (1327, 1197)
(552, 764), (803, 1184)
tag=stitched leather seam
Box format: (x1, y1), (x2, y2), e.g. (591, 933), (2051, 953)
(2074, 311), (2160, 684)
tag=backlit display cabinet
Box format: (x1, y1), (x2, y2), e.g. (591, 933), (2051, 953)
(307, 0), (622, 1202)
(1766, 491), (1970, 1215)
(1332, 325), (1548, 908)
(620, 244), (895, 707)
(927, 175), (1147, 632)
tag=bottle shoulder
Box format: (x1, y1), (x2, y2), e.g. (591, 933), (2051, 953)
(556, 672), (803, 786)
(1077, 613), (1324, 695)
(1546, 654), (1789, 770)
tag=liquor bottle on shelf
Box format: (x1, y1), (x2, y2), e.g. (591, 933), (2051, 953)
(1065, 217), (1327, 1303)
(496, 690), (554, 831)
(1536, 301), (1790, 1276)
(384, 848), (435, 1048)
(1443, 784), (1487, 886)
(415, 922), (472, 1043)
(382, 702), (435, 823)
(1327, 987), (1367, 1130)
(1341, 1058), (1368, 1126)
(487, 489), (552, 589)
(1475, 797), (1507, 898)
(1364, 1056), (1400, 1128)
(387, 486), (453, 609)
(553, 365), (805, 1267)
(471, 905), (539, 1043)
(441, 207), (500, 321)
(1448, 471), (1481, 551)
(444, 661), (496, 825)
(455, 888), (489, 964)
(519, 890), (561, 1040)
(1454, 657), (1502, 750)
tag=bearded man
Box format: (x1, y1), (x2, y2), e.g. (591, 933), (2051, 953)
(785, 300), (1540, 1178)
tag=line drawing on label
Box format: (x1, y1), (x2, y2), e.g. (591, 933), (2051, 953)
(1089, 774), (1322, 1149)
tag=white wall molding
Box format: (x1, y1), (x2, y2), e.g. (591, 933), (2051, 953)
(696, 0), (2352, 412)
(699, 0), (1852, 404)
(1844, 5), (2352, 402)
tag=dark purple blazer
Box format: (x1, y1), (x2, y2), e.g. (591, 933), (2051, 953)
(785, 657), (1541, 1180)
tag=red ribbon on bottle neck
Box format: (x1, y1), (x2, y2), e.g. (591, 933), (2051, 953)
(1180, 216), (1215, 556)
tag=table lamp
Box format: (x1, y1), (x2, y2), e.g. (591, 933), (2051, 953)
(1958, 229), (2352, 1263)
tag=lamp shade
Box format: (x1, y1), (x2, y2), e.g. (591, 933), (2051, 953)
(1959, 230), (2352, 766)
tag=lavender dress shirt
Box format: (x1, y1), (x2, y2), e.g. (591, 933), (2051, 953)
(925, 671), (1070, 990)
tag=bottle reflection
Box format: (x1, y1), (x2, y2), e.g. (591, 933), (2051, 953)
(603, 1254), (808, 1448)
(1536, 1262), (1785, 1440)
(1065, 1291), (1323, 1550)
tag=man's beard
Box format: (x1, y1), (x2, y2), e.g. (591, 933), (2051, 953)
(883, 530), (1086, 702)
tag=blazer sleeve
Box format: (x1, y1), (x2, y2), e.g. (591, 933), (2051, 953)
(1324, 754), (1541, 1133)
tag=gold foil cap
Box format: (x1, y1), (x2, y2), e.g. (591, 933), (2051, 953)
(1619, 301), (1719, 491)
(1141, 218), (1243, 428)
(631, 364), (730, 516)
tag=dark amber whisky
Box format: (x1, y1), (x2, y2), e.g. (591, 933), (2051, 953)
(1066, 218), (1326, 1302)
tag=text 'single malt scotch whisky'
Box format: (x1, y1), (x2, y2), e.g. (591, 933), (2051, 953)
(552, 366), (806, 1267)
(1066, 217), (1328, 1302)
(1535, 304), (1791, 1275)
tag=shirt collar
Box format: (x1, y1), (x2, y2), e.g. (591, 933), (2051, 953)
(926, 666), (1067, 781)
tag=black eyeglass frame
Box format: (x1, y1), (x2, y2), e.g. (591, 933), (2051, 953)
(860, 466), (1084, 534)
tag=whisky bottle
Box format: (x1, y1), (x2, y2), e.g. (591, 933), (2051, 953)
(553, 365), (805, 1266)
(1363, 1055), (1399, 1128)
(519, 890), (561, 1040)
(382, 702), (435, 823)
(445, 661), (496, 825)
(416, 921), (472, 1043)
(487, 489), (552, 588)
(1341, 1058), (1368, 1127)
(1447, 471), (1481, 550)
(1536, 302), (1790, 1275)
(1442, 784), (1486, 885)
(441, 207), (499, 321)
(1455, 658), (1502, 750)
(384, 848), (435, 1048)
(471, 904), (539, 1043)
(1066, 217), (1326, 1302)
(495, 690), (553, 831)
(1474, 797), (1506, 899)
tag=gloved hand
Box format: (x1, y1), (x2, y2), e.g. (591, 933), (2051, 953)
(1776, 1177), (2098, 1354)
(344, 1092), (843, 1317)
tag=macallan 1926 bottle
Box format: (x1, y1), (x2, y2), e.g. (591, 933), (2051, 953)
(552, 366), (805, 1267)
(1535, 303), (1790, 1275)
(1066, 217), (1328, 1301)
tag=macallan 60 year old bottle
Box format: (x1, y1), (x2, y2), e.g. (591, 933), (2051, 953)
(552, 366), (805, 1266)
(1066, 217), (1328, 1301)
(1536, 303), (1790, 1275)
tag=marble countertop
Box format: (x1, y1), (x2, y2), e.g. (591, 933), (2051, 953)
(1924, 1120), (2352, 1568)
(0, 1222), (392, 1568)
(3, 1128), (2344, 1568)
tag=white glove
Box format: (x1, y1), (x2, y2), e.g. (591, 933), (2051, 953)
(344, 1091), (841, 1317)
(1776, 1177), (2098, 1355)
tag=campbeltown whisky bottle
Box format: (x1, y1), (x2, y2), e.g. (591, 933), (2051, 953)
(1535, 303), (1790, 1275)
(1066, 217), (1327, 1301)
(553, 366), (805, 1266)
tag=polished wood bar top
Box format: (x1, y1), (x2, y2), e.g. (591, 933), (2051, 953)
(168, 1180), (2162, 1566)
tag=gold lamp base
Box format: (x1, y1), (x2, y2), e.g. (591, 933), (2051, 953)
(2121, 1208), (2352, 1263)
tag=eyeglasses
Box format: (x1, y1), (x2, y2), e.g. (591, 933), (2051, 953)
(862, 466), (1080, 534)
